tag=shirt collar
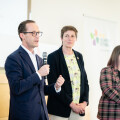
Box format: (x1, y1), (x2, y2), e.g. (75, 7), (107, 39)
(21, 45), (36, 56)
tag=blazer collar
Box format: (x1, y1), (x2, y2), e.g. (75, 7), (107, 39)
(36, 54), (42, 70)
(73, 49), (82, 72)
(18, 46), (36, 73)
(58, 46), (82, 72)
(58, 46), (70, 80)
(58, 46), (82, 77)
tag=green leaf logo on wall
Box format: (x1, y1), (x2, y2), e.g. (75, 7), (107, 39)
(90, 29), (109, 47)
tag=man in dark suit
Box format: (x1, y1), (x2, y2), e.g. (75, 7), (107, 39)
(5, 20), (64, 120)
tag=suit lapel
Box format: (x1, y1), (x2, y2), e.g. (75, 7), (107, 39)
(18, 46), (36, 73)
(58, 46), (82, 81)
(36, 54), (43, 70)
(73, 50), (82, 73)
(59, 47), (70, 81)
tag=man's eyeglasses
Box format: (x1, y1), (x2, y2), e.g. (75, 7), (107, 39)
(23, 31), (43, 37)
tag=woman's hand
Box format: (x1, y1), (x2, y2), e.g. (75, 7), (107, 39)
(70, 102), (81, 114)
(77, 101), (87, 114)
(70, 101), (87, 114)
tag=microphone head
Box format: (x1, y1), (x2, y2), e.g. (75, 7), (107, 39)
(42, 52), (47, 58)
(42, 52), (47, 65)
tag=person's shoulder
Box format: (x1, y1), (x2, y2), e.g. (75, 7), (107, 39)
(7, 48), (20, 59)
(5, 48), (20, 66)
(73, 49), (82, 55)
(48, 47), (61, 58)
(101, 66), (112, 73)
(73, 49), (83, 58)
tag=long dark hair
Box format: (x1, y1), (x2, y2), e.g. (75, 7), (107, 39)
(107, 45), (120, 67)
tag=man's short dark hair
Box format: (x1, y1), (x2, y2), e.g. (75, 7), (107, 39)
(18, 20), (35, 41)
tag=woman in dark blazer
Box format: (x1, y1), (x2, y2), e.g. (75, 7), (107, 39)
(47, 26), (89, 120)
(97, 45), (120, 120)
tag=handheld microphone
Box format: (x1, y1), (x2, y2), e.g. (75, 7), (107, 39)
(42, 52), (48, 81)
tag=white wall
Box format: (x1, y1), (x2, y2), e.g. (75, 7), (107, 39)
(31, 0), (120, 120)
(0, 0), (27, 67)
(31, 0), (120, 48)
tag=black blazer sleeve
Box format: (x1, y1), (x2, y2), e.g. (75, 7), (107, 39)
(78, 53), (89, 103)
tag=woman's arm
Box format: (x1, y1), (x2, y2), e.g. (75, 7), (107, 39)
(100, 67), (120, 103)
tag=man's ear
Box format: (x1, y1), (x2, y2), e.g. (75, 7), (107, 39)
(20, 33), (24, 40)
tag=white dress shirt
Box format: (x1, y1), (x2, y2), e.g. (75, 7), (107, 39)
(21, 45), (42, 79)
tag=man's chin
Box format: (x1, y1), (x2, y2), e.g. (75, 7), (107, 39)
(34, 44), (39, 47)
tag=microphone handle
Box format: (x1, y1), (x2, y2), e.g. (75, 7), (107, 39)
(43, 58), (47, 82)
(44, 76), (47, 80)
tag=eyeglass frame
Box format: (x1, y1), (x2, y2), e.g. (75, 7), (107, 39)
(23, 31), (43, 37)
